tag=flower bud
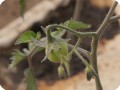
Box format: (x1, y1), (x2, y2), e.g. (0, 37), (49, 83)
(85, 66), (97, 81)
(58, 65), (65, 79)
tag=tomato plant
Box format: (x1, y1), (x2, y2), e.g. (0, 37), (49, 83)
(9, 0), (120, 90)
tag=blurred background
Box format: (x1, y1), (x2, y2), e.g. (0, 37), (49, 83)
(0, 0), (120, 90)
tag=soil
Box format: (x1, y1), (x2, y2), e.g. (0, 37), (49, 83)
(0, 0), (42, 28)
(0, 0), (120, 90)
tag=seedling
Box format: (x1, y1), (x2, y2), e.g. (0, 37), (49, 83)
(9, 0), (120, 90)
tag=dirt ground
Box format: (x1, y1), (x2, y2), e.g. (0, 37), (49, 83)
(0, 0), (42, 28)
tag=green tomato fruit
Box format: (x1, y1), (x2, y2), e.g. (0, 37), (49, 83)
(46, 41), (68, 63)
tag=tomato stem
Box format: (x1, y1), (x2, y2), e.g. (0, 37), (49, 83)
(46, 24), (97, 38)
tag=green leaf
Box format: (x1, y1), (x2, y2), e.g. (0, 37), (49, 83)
(19, 0), (25, 17)
(9, 49), (26, 68)
(64, 20), (91, 30)
(16, 31), (37, 44)
(25, 68), (37, 90)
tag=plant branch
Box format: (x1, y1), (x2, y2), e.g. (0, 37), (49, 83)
(90, 36), (102, 90)
(74, 49), (89, 66)
(28, 46), (38, 67)
(46, 24), (97, 38)
(68, 44), (90, 60)
(66, 0), (84, 40)
(27, 46), (39, 90)
(46, 26), (54, 43)
(97, 1), (118, 36)
(109, 15), (120, 22)
(73, 0), (84, 20)
(68, 37), (81, 56)
(90, 1), (118, 90)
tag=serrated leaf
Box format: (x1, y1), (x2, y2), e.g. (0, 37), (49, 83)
(16, 31), (37, 44)
(64, 20), (91, 30)
(9, 49), (26, 68)
(25, 68), (37, 90)
(19, 0), (25, 17)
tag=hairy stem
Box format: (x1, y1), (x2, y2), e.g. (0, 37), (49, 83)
(66, 0), (84, 39)
(74, 49), (89, 66)
(109, 15), (120, 22)
(46, 24), (96, 37)
(27, 47), (38, 90)
(68, 44), (90, 60)
(69, 37), (82, 56)
(46, 26), (54, 43)
(91, 36), (102, 90)
(73, 0), (84, 20)
(97, 1), (118, 36)
(66, 0), (84, 40)
(90, 2), (118, 90)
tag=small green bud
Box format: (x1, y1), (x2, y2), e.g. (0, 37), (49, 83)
(85, 65), (97, 81)
(58, 65), (65, 79)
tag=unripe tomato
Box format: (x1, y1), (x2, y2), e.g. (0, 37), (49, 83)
(46, 38), (68, 63)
